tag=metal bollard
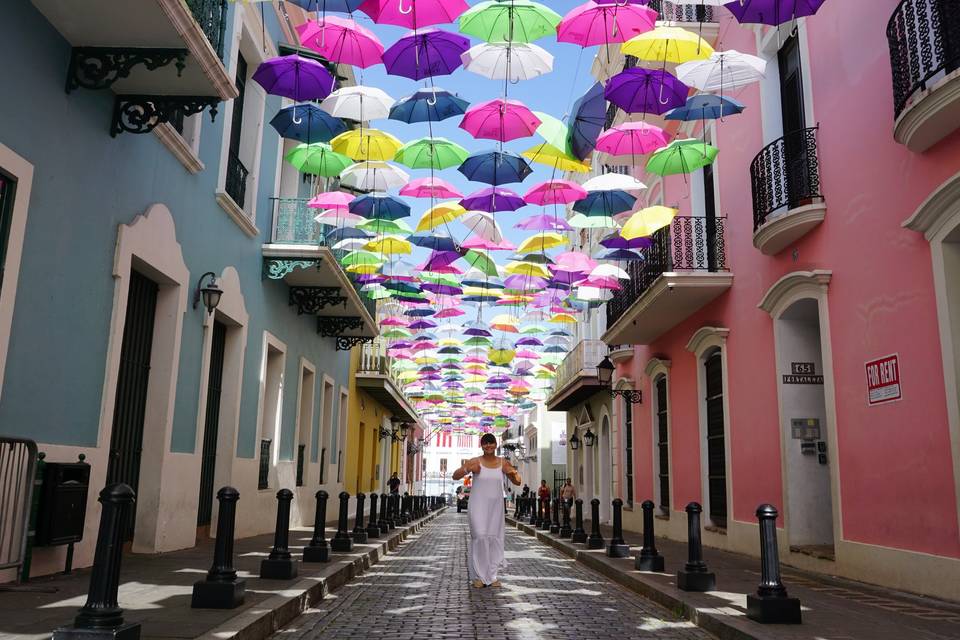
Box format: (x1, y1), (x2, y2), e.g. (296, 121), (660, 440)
(549, 497), (560, 534)
(587, 498), (605, 549)
(529, 497), (538, 526)
(352, 492), (368, 543)
(389, 494), (400, 528)
(559, 499), (572, 538)
(606, 498), (630, 557)
(304, 490), (331, 562)
(571, 498), (587, 544)
(260, 489), (298, 579)
(676, 502), (715, 591)
(538, 497), (551, 530)
(635, 500), (665, 571)
(331, 491), (354, 552)
(366, 493), (381, 538)
(747, 505), (801, 624)
(192, 487), (245, 608)
(513, 496), (521, 519)
(377, 493), (389, 534)
(53, 484), (139, 640)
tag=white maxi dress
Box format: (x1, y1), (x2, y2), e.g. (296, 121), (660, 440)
(467, 461), (507, 585)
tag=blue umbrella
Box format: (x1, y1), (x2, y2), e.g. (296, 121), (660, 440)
(458, 150), (533, 186)
(390, 88), (470, 124)
(325, 227), (371, 244)
(270, 104), (347, 143)
(665, 95), (745, 121)
(573, 189), (636, 217)
(287, 0), (365, 11)
(348, 194), (411, 220)
(568, 82), (607, 160)
(408, 234), (459, 251)
(598, 249), (644, 261)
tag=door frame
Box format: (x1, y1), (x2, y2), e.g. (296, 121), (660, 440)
(0, 144), (32, 405)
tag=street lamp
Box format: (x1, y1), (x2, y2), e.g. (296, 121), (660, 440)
(569, 432), (581, 450)
(597, 354), (643, 404)
(192, 271), (223, 315)
(583, 428), (596, 447)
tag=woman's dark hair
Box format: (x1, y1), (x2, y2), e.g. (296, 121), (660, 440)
(480, 433), (497, 445)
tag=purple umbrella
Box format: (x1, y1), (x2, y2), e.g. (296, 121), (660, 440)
(504, 275), (549, 290)
(515, 336), (543, 346)
(460, 187), (525, 212)
(605, 68), (689, 115)
(514, 214), (573, 231)
(382, 28), (470, 80)
(724, 0), (828, 25)
(252, 54), (335, 101)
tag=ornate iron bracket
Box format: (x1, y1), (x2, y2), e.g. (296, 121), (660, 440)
(336, 336), (374, 351)
(288, 286), (347, 314)
(317, 316), (363, 337)
(66, 47), (188, 93)
(610, 388), (643, 404)
(262, 258), (322, 280)
(110, 95), (220, 137)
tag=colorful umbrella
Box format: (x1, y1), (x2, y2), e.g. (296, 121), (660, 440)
(383, 28), (471, 80)
(522, 144), (592, 173)
(605, 67), (689, 115)
(340, 161), (410, 191)
(724, 0), (829, 26)
(460, 98), (542, 142)
(621, 26), (714, 63)
(284, 142), (353, 176)
(287, 0), (365, 11)
(331, 128), (403, 161)
(516, 232), (567, 254)
(675, 50), (767, 92)
(270, 104), (346, 144)
(568, 82), (607, 161)
(364, 235), (412, 254)
(645, 139), (718, 176)
(360, 0), (470, 29)
(665, 95), (745, 121)
(395, 136), (469, 169)
(460, 186), (526, 212)
(459, 0), (562, 43)
(401, 177), (463, 199)
(595, 121), (669, 157)
(308, 191), (355, 210)
(349, 194), (412, 220)
(572, 189), (636, 216)
(251, 54), (335, 101)
(582, 172), (647, 192)
(416, 201), (467, 231)
(515, 214), (572, 231)
(557, 1), (656, 48)
(321, 86), (395, 121)
(296, 16), (384, 68)
(460, 42), (554, 81)
(458, 150), (533, 186)
(389, 88), (469, 123)
(523, 180), (588, 206)
(621, 206), (677, 239)
(461, 210), (504, 243)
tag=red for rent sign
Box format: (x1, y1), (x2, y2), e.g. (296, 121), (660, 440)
(865, 354), (902, 406)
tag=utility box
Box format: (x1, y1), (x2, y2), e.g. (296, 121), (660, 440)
(35, 458), (90, 546)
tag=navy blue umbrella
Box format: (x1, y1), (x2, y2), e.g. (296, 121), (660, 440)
(287, 0), (365, 12)
(598, 248), (644, 261)
(458, 150), (533, 186)
(325, 227), (371, 245)
(568, 82), (607, 161)
(408, 234), (459, 251)
(664, 95), (745, 121)
(348, 194), (411, 220)
(270, 104), (347, 143)
(390, 88), (470, 124)
(573, 189), (636, 217)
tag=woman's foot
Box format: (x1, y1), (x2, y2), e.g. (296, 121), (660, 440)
(489, 580), (502, 588)
(471, 579), (485, 588)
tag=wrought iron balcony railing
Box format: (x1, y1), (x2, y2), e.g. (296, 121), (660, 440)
(185, 0), (229, 60)
(887, 0), (960, 118)
(225, 150), (249, 210)
(647, 0), (717, 23)
(270, 198), (329, 244)
(749, 127), (822, 230)
(606, 216), (728, 329)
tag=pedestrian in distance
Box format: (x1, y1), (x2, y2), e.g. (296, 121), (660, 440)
(388, 471), (401, 495)
(560, 478), (577, 507)
(537, 479), (550, 502)
(520, 484), (530, 499)
(453, 432), (521, 588)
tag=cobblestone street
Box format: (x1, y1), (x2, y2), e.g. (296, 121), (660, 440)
(272, 511), (710, 640)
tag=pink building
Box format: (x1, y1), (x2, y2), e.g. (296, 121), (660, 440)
(554, 0), (960, 601)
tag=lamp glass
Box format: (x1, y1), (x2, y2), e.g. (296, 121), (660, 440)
(596, 355), (615, 386)
(584, 429), (596, 447)
(569, 433), (581, 450)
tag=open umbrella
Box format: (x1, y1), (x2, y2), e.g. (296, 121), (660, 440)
(645, 138), (718, 176)
(568, 82), (607, 160)
(515, 214), (572, 231)
(270, 104), (346, 143)
(675, 49), (767, 92)
(724, 0), (829, 26)
(331, 128), (403, 161)
(308, 191), (355, 211)
(621, 206), (676, 239)
(389, 88), (469, 123)
(401, 177), (463, 199)
(287, 0), (365, 11)
(340, 161), (410, 191)
(573, 189), (636, 217)
(360, 0), (471, 29)
(523, 180), (588, 206)
(516, 232), (567, 254)
(349, 193), (412, 219)
(252, 54), (334, 101)
(460, 186), (526, 212)
(582, 173), (647, 192)
(383, 28), (470, 80)
(321, 86), (395, 121)
(557, 1), (656, 48)
(621, 25), (714, 63)
(460, 98), (542, 142)
(296, 16), (384, 68)
(416, 201), (467, 231)
(459, 0), (562, 43)
(461, 210), (504, 243)
(458, 150), (533, 185)
(522, 144), (592, 173)
(460, 42), (554, 81)
(394, 136), (469, 169)
(605, 67), (689, 115)
(665, 95), (745, 121)
(595, 121), (669, 162)
(284, 142), (353, 176)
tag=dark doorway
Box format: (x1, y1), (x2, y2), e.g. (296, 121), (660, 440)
(778, 34), (811, 209)
(197, 320), (227, 528)
(656, 376), (670, 513)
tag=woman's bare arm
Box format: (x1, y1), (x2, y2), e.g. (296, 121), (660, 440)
(502, 459), (522, 486)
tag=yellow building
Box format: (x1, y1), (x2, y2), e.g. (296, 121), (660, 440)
(344, 342), (420, 495)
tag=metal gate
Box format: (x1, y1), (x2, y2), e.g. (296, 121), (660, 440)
(197, 321), (226, 526)
(705, 352), (727, 527)
(107, 269), (158, 540)
(0, 437), (37, 583)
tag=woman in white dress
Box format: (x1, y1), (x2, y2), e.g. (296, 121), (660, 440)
(452, 433), (522, 588)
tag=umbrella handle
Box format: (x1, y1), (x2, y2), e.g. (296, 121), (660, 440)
(427, 85), (438, 106)
(398, 0), (413, 15)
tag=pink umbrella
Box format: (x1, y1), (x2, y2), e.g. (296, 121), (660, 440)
(435, 307), (465, 318)
(554, 250), (597, 273)
(523, 180), (589, 206)
(515, 214), (573, 231)
(308, 191), (355, 210)
(459, 98), (542, 142)
(296, 17), (384, 69)
(359, 0), (470, 29)
(557, 1), (657, 47)
(400, 177), (464, 199)
(313, 209), (366, 226)
(381, 316), (408, 326)
(461, 236), (516, 251)
(595, 121), (669, 159)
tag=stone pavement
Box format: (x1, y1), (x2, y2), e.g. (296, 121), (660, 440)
(270, 511), (710, 640)
(507, 513), (960, 640)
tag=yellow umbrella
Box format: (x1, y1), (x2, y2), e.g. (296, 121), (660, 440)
(550, 313), (578, 324)
(489, 349), (516, 365)
(439, 337), (462, 346)
(621, 206), (677, 239)
(463, 286), (503, 298)
(331, 129), (403, 161)
(505, 261), (552, 278)
(415, 201), (467, 231)
(346, 263), (382, 274)
(522, 144), (592, 173)
(621, 26), (713, 64)
(500, 295), (534, 305)
(516, 232), (568, 254)
(397, 370), (419, 381)
(363, 235), (412, 254)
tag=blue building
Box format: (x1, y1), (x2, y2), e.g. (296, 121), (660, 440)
(0, 0), (376, 576)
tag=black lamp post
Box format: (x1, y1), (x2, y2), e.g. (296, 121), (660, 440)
(569, 432), (581, 450)
(193, 272), (223, 315)
(583, 428), (596, 447)
(597, 354), (642, 404)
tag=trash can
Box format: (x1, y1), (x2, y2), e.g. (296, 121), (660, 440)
(35, 457), (90, 547)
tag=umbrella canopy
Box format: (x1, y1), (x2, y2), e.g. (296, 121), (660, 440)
(461, 210), (504, 243)
(359, 0), (471, 28)
(308, 191), (355, 210)
(522, 144), (592, 173)
(251, 54), (335, 101)
(409, 233), (459, 251)
(568, 81), (607, 160)
(331, 128), (403, 161)
(596, 121), (669, 157)
(675, 49), (767, 92)
(460, 42), (554, 81)
(383, 28), (471, 80)
(523, 180), (588, 206)
(364, 235), (412, 254)
(605, 67), (690, 115)
(724, 0), (829, 26)
(321, 85), (395, 121)
(460, 98), (542, 142)
(296, 16), (384, 68)
(394, 136), (469, 169)
(621, 26), (714, 64)
(401, 177), (463, 199)
(582, 172), (647, 192)
(288, 0), (365, 10)
(573, 189), (636, 217)
(646, 138), (718, 176)
(349, 194), (412, 220)
(665, 95), (746, 121)
(416, 201), (467, 231)
(284, 142), (353, 176)
(270, 104), (346, 143)
(515, 214), (572, 231)
(460, 186), (526, 212)
(621, 206), (677, 239)
(340, 161), (410, 191)
(389, 87), (469, 123)
(516, 232), (567, 254)
(459, 0), (562, 43)
(458, 150), (533, 186)
(557, 1), (656, 47)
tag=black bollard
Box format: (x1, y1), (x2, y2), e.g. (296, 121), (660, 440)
(587, 498), (605, 549)
(304, 490), (330, 562)
(747, 505), (801, 624)
(260, 489), (298, 579)
(352, 492), (368, 543)
(538, 497), (551, 530)
(571, 498), (587, 544)
(677, 502), (716, 591)
(514, 496), (521, 519)
(606, 499), (631, 558)
(53, 484), (139, 640)
(366, 493), (381, 538)
(331, 491), (354, 552)
(635, 500), (665, 571)
(529, 497), (538, 526)
(534, 497), (543, 527)
(192, 487), (245, 608)
(377, 493), (389, 534)
(560, 499), (572, 538)
(400, 494), (410, 524)
(549, 497), (561, 534)
(388, 494), (399, 529)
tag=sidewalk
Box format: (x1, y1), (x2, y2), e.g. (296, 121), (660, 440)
(507, 515), (960, 640)
(0, 508), (445, 640)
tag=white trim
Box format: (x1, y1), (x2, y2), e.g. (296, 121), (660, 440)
(319, 374), (336, 484)
(0, 143), (33, 403)
(215, 190), (260, 237)
(295, 356), (317, 463)
(685, 326), (730, 354)
(337, 386), (349, 484)
(153, 123), (204, 174)
(647, 359), (673, 513)
(157, 0), (237, 100)
(758, 270), (832, 315)
(598, 408), (612, 522)
(254, 331), (287, 489)
(643, 357), (672, 378)
(753, 202), (827, 255)
(903, 170), (960, 240)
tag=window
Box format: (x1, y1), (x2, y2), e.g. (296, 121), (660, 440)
(226, 53), (249, 209)
(704, 351), (727, 527)
(0, 171), (16, 296)
(623, 399), (634, 506)
(320, 378), (334, 484)
(257, 334), (286, 489)
(655, 376), (669, 513)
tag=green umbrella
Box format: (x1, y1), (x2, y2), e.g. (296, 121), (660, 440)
(463, 249), (500, 277)
(340, 250), (383, 267)
(459, 0), (562, 43)
(356, 218), (412, 234)
(646, 139), (719, 177)
(464, 336), (493, 346)
(569, 213), (617, 228)
(284, 142), (352, 177)
(394, 137), (469, 170)
(533, 111), (573, 155)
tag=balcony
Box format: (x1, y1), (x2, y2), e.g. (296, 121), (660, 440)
(750, 127), (826, 255)
(545, 340), (607, 412)
(888, 0), (960, 151)
(35, 0), (236, 135)
(356, 342), (420, 424)
(603, 216), (732, 346)
(262, 198), (378, 350)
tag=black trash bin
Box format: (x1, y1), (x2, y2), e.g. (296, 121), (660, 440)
(35, 457), (91, 571)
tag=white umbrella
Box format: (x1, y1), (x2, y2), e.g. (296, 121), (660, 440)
(461, 42), (554, 82)
(314, 209), (366, 227)
(320, 86), (395, 121)
(591, 264), (629, 280)
(334, 238), (372, 251)
(675, 50), (767, 93)
(339, 161), (409, 192)
(461, 210), (504, 243)
(582, 173), (648, 192)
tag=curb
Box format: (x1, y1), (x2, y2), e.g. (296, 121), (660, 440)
(198, 508), (447, 640)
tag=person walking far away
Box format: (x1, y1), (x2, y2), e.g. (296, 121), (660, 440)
(560, 478), (577, 507)
(537, 479), (550, 502)
(388, 472), (401, 495)
(521, 484), (530, 499)
(453, 432), (521, 588)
